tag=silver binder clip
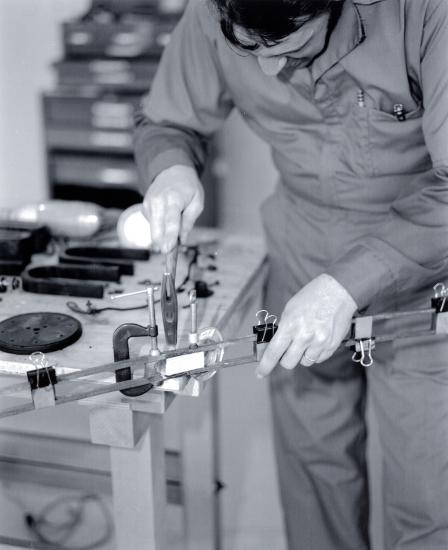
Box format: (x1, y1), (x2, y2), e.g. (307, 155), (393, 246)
(255, 310), (269, 344)
(434, 283), (448, 313)
(352, 339), (374, 368)
(351, 316), (375, 367)
(434, 283), (448, 334)
(255, 310), (269, 325)
(265, 314), (278, 343)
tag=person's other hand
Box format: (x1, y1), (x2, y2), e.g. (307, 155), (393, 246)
(256, 274), (358, 377)
(142, 165), (204, 253)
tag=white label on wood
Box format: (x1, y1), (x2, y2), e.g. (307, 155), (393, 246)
(165, 352), (205, 376)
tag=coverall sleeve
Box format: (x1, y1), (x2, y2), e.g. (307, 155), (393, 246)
(133, 0), (233, 194)
(328, 0), (448, 310)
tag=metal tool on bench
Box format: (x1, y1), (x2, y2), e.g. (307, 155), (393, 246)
(1, 285), (448, 419)
(21, 263), (120, 298)
(188, 289), (198, 348)
(59, 246), (150, 276)
(110, 284), (161, 397)
(161, 244), (179, 348)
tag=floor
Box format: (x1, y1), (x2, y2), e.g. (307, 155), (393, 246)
(0, 481), (189, 550)
(219, 362), (287, 550)
(0, 482), (115, 550)
(0, 363), (287, 550)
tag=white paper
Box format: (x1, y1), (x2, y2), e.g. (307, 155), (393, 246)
(165, 351), (205, 376)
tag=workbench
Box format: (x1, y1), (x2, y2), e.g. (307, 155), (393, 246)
(0, 230), (267, 550)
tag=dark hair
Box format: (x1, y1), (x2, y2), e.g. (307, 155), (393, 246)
(210, 0), (340, 50)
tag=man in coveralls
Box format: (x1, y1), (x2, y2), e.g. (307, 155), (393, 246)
(134, 0), (448, 548)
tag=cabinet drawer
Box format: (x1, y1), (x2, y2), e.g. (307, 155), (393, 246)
(43, 92), (141, 130)
(46, 128), (133, 153)
(50, 154), (140, 189)
(43, 92), (144, 153)
(54, 59), (158, 92)
(63, 16), (175, 58)
(90, 0), (186, 15)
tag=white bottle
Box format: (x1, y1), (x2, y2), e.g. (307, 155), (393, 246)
(0, 200), (103, 238)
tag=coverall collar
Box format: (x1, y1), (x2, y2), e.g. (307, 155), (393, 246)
(354, 0), (385, 4)
(308, 0), (367, 82)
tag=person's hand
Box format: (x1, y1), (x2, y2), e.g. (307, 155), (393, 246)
(142, 164), (204, 253)
(256, 274), (358, 377)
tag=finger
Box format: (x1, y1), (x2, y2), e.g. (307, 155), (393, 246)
(180, 194), (203, 244)
(300, 346), (323, 367)
(161, 202), (182, 254)
(299, 329), (330, 367)
(313, 322), (348, 364)
(141, 199), (159, 252)
(144, 195), (165, 251)
(256, 328), (292, 378)
(314, 338), (342, 364)
(279, 336), (309, 370)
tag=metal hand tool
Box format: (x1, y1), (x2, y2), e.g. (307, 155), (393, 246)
(59, 246), (150, 276)
(188, 289), (198, 348)
(161, 244), (179, 348)
(21, 263), (120, 299)
(111, 286), (161, 357)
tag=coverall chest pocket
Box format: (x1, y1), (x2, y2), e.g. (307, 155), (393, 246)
(362, 105), (431, 177)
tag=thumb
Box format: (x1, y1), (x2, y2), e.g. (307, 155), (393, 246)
(180, 192), (203, 243)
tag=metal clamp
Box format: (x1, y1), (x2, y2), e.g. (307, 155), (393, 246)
(433, 283), (448, 313)
(431, 283), (448, 334)
(351, 316), (375, 367)
(27, 352), (57, 409)
(111, 286), (160, 397)
(188, 289), (198, 348)
(351, 338), (375, 368)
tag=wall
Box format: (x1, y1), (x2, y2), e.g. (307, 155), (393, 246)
(0, 0), (89, 209)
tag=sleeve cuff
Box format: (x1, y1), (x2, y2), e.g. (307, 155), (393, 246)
(327, 245), (396, 311)
(136, 148), (196, 195)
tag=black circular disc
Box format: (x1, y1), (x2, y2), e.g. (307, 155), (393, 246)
(0, 312), (82, 355)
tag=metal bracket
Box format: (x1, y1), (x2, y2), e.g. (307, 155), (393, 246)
(351, 316), (375, 367)
(26, 364), (57, 410)
(435, 312), (448, 336)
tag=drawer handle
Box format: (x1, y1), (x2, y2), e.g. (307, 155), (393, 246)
(90, 132), (132, 148)
(68, 31), (91, 46)
(99, 168), (136, 185)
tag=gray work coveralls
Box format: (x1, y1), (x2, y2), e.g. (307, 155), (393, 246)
(134, 0), (448, 548)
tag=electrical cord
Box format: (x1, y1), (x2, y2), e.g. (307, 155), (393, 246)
(65, 244), (218, 316)
(66, 299), (154, 315)
(24, 493), (113, 550)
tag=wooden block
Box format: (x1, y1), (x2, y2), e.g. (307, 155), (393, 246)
(89, 406), (151, 448)
(110, 415), (166, 550)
